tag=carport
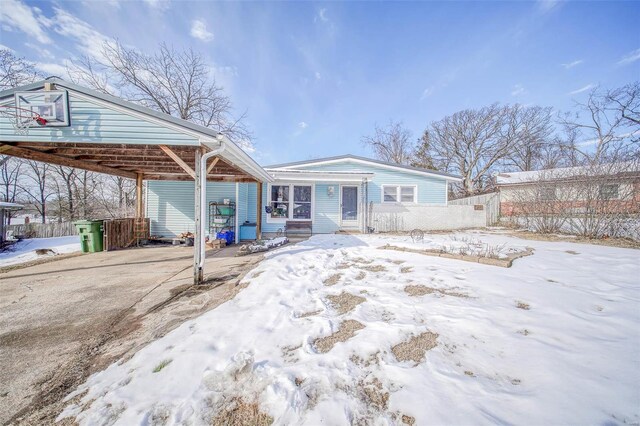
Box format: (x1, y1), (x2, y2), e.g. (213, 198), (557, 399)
(0, 78), (272, 283)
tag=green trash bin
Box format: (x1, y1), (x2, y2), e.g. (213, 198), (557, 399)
(74, 220), (104, 253)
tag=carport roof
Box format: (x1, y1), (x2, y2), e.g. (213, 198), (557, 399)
(0, 78), (272, 183)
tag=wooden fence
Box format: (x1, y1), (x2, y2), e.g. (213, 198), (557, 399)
(449, 192), (501, 226)
(103, 218), (150, 251)
(7, 221), (77, 239)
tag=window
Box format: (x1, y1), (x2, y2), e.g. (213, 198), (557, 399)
(383, 186), (398, 202)
(538, 186), (556, 201)
(599, 184), (619, 200)
(382, 185), (416, 203)
(268, 184), (313, 221)
(293, 186), (312, 219)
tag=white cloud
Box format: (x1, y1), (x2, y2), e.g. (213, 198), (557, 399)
(617, 48), (640, 66)
(568, 83), (595, 95)
(562, 59), (583, 69)
(298, 121), (308, 129)
(143, 0), (170, 10)
(49, 7), (114, 61)
(511, 84), (527, 96)
(537, 0), (559, 13)
(317, 8), (328, 22)
(190, 19), (214, 42)
(0, 0), (52, 44)
(36, 62), (68, 78)
(314, 71), (321, 80)
(420, 87), (435, 100)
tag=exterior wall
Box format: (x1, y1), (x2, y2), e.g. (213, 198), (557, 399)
(289, 161), (447, 204)
(371, 204), (487, 232)
(147, 181), (237, 238)
(0, 92), (199, 146)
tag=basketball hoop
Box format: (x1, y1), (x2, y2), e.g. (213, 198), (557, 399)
(0, 105), (47, 136)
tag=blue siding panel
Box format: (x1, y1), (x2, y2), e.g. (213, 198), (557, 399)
(313, 183), (340, 233)
(147, 181), (236, 238)
(0, 94), (199, 145)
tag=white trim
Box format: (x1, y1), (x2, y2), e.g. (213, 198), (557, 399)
(265, 182), (315, 224)
(267, 169), (374, 182)
(276, 157), (461, 181)
(339, 184), (360, 229)
(235, 183), (240, 244)
(381, 184), (418, 204)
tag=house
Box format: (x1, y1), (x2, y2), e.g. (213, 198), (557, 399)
(496, 162), (640, 218)
(0, 201), (23, 243)
(146, 155), (491, 238)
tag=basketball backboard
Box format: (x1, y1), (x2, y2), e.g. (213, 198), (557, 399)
(15, 90), (70, 127)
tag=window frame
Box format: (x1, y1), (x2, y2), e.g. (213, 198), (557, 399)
(538, 186), (557, 202)
(380, 185), (418, 204)
(599, 183), (619, 200)
(266, 183), (315, 223)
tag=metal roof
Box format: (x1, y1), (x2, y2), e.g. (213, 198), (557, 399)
(266, 154), (462, 180)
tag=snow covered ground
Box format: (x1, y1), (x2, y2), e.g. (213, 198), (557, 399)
(60, 231), (639, 425)
(0, 236), (81, 267)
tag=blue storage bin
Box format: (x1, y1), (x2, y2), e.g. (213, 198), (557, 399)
(216, 230), (235, 244)
(240, 223), (257, 240)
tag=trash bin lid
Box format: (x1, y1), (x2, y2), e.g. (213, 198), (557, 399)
(74, 220), (104, 225)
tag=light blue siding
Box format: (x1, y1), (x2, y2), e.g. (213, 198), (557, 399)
(313, 183), (341, 233)
(246, 183), (257, 222)
(0, 93), (198, 146)
(147, 181), (236, 237)
(289, 161), (447, 204)
(237, 183), (248, 226)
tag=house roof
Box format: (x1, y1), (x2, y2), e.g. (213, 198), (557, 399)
(266, 154), (462, 181)
(495, 162), (640, 185)
(0, 201), (23, 210)
(0, 78), (272, 183)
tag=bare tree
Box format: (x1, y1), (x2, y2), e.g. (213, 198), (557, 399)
(68, 42), (252, 148)
(361, 121), (415, 165)
(502, 105), (554, 171)
(19, 161), (53, 223)
(0, 48), (42, 90)
(418, 104), (516, 196)
(558, 82), (639, 165)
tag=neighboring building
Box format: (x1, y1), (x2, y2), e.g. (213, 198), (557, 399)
(496, 163), (640, 218)
(146, 155), (468, 237)
(0, 202), (23, 243)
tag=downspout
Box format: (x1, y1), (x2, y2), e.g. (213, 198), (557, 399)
(198, 141), (225, 273)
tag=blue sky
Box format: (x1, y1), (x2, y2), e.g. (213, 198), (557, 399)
(1, 0), (639, 165)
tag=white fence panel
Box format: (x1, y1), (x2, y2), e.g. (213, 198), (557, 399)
(371, 204), (487, 232)
(449, 192), (500, 225)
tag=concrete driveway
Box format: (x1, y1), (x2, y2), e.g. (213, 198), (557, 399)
(0, 244), (263, 425)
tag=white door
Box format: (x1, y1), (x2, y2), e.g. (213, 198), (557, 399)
(340, 185), (359, 228)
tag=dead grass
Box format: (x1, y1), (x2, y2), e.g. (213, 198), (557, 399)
(350, 257), (373, 265)
(358, 377), (389, 411)
(313, 320), (365, 353)
(516, 301), (530, 310)
(360, 264), (387, 273)
(400, 266), (413, 274)
(323, 273), (343, 286)
(391, 331), (439, 364)
(152, 359), (172, 373)
(297, 310), (322, 318)
(508, 230), (640, 249)
(211, 397), (273, 426)
(326, 292), (366, 314)
(401, 414), (416, 425)
(565, 250), (580, 255)
(404, 285), (469, 298)
(354, 271), (366, 281)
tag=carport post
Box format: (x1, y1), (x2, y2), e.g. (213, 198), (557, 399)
(193, 147), (203, 284)
(256, 181), (262, 240)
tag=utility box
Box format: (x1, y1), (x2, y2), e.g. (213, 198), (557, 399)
(239, 222), (257, 241)
(74, 220), (104, 253)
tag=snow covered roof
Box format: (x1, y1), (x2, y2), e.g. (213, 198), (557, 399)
(495, 162), (640, 185)
(266, 154), (462, 181)
(0, 201), (23, 210)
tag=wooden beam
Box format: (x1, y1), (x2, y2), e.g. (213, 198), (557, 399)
(159, 145), (196, 179)
(136, 173), (144, 219)
(207, 157), (220, 174)
(0, 144), (137, 179)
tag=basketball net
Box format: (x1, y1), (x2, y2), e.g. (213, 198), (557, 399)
(0, 105), (47, 136)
